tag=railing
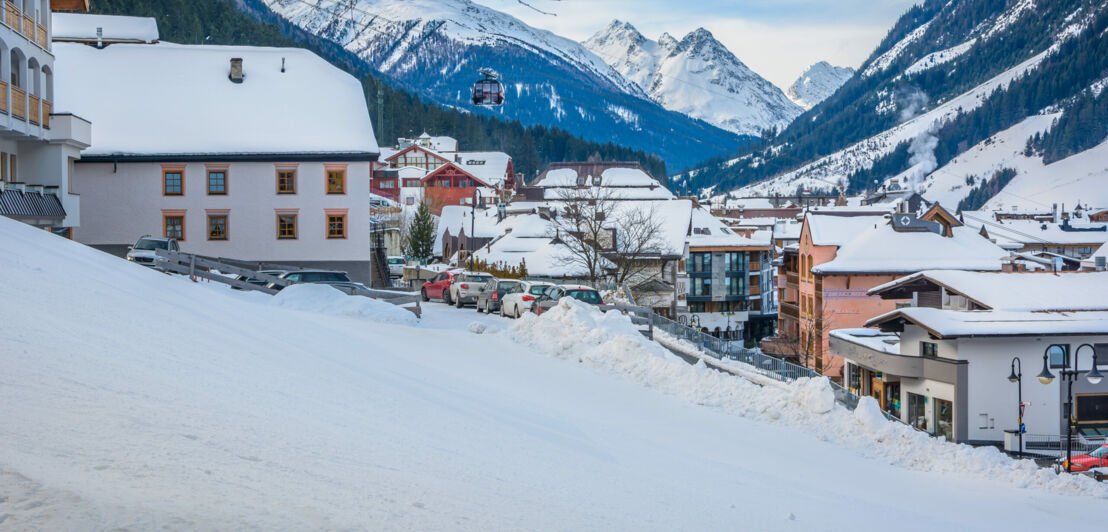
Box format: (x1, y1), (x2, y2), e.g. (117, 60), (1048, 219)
(41, 99), (49, 128)
(11, 86), (25, 120)
(786, 272), (798, 287)
(36, 23), (46, 49)
(0, 80), (7, 114)
(780, 301), (798, 319)
(3, 2), (17, 30)
(649, 311), (906, 425)
(749, 283), (761, 296)
(27, 94), (38, 125)
(1021, 433), (1106, 459)
(21, 13), (32, 41)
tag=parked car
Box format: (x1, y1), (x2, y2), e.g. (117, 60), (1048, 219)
(126, 235), (178, 267)
(233, 269), (286, 289)
(266, 270), (351, 291)
(420, 270), (464, 303)
(532, 284), (604, 315)
(499, 281), (554, 318)
(449, 272), (495, 308)
(1062, 444), (1108, 472)
(475, 278), (523, 314)
(387, 256), (406, 278)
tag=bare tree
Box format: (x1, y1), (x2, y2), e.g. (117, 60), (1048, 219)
(610, 203), (665, 286)
(548, 186), (618, 283)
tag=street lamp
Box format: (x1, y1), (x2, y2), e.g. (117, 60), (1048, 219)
(1036, 343), (1102, 472)
(1008, 357), (1023, 458)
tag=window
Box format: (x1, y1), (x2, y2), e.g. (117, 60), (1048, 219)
(164, 215), (184, 240)
(725, 252), (744, 272)
(277, 169), (296, 194)
(163, 170), (183, 196)
(277, 214), (297, 239)
(692, 277), (712, 297)
(327, 214), (346, 239)
(379, 180), (396, 189)
(908, 393), (928, 431)
(934, 398), (953, 441)
(1048, 344), (1069, 368)
(689, 302), (706, 313)
(207, 214), (228, 240)
(725, 276), (743, 296)
(207, 170), (227, 195)
(405, 197), (415, 206)
(921, 341), (938, 358)
(327, 169), (346, 194)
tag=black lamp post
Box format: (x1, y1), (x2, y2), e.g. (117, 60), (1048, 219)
(1036, 344), (1103, 472)
(1007, 357), (1023, 458)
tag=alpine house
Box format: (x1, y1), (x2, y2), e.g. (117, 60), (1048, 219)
(52, 14), (379, 281)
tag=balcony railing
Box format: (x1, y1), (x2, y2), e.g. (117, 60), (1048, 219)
(11, 86), (25, 120)
(786, 272), (798, 287)
(3, 3), (17, 30)
(1, 3), (48, 50)
(27, 94), (38, 125)
(41, 99), (49, 128)
(780, 301), (798, 319)
(0, 80), (7, 114)
(21, 13), (33, 41)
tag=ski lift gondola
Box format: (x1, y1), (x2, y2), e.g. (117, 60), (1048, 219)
(471, 68), (504, 107)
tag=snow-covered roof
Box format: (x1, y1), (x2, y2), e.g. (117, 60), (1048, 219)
(1082, 242), (1108, 270)
(616, 200), (692, 255)
(724, 197), (774, 209)
(54, 41), (378, 158)
(869, 270), (1108, 312)
(805, 214), (887, 246)
(829, 328), (900, 354)
(52, 13), (159, 44)
(813, 224), (1006, 274)
(866, 307), (1108, 338)
(687, 207), (771, 248)
(543, 186), (674, 201)
(535, 167), (664, 189)
(434, 206), (505, 256)
(962, 213), (1108, 247)
(472, 214), (603, 277)
(456, 152), (512, 187)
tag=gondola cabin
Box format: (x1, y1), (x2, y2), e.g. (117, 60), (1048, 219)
(471, 69), (504, 107)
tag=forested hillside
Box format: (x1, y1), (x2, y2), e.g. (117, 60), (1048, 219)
(86, 0), (668, 184)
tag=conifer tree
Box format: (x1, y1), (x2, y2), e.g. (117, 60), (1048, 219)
(406, 202), (436, 262)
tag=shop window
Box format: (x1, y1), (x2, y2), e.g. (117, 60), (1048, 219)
(689, 302), (705, 313)
(907, 393), (928, 432)
(934, 398), (953, 441)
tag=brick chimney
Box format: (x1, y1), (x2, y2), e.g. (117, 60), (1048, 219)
(229, 58), (244, 83)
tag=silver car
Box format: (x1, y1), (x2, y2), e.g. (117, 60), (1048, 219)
(449, 272), (494, 308)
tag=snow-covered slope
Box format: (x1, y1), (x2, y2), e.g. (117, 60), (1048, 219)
(584, 20), (802, 136)
(3, 217), (1108, 527)
(257, 0), (742, 170)
(787, 61), (855, 109)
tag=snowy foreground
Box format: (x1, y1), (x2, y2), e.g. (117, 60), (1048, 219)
(1, 218), (1106, 530)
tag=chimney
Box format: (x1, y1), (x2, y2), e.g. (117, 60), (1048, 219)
(229, 58), (244, 83)
(1052, 203), (1061, 224)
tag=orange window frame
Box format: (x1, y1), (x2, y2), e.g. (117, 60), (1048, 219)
(277, 168), (297, 195)
(277, 213), (298, 240)
(327, 214), (347, 239)
(163, 169), (184, 196)
(164, 214), (185, 240)
(207, 170), (228, 195)
(326, 169), (346, 195)
(207, 214), (228, 240)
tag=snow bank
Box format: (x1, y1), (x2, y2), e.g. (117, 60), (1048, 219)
(269, 284), (417, 326)
(511, 299), (1108, 498)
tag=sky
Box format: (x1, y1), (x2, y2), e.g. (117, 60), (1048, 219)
(479, 0), (919, 88)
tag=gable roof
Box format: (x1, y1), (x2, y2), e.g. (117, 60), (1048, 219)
(869, 270), (1108, 312)
(421, 162), (490, 187)
(385, 144), (450, 165)
(962, 212), (1108, 247)
(55, 40), (378, 160)
(812, 223), (1006, 274)
(804, 214), (887, 247)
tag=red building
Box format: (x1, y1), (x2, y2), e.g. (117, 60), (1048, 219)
(422, 163), (492, 215)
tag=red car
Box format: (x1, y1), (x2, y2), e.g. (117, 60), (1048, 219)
(421, 270), (463, 303)
(1065, 444), (1108, 472)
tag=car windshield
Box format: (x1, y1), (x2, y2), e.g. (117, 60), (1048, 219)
(529, 285), (549, 295)
(388, 258), (405, 265)
(1090, 446), (1108, 458)
(498, 281), (521, 291)
(566, 289), (602, 304)
(463, 275), (492, 283)
(301, 272), (350, 283)
(134, 239), (169, 251)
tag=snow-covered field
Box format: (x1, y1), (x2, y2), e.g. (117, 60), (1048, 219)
(1, 216), (1106, 530)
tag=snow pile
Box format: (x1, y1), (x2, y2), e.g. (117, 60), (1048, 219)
(269, 284), (417, 326)
(466, 321), (500, 334)
(511, 298), (1108, 499)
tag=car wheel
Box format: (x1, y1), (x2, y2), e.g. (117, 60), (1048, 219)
(456, 296), (464, 309)
(476, 300), (483, 313)
(500, 305), (506, 318)
(444, 290), (453, 305)
(421, 288), (429, 302)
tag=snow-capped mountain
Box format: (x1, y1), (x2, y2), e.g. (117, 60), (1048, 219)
(683, 0), (1108, 212)
(583, 20), (802, 136)
(255, 0), (743, 171)
(787, 62), (855, 109)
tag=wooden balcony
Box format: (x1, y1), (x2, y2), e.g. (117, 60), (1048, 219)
(781, 301), (798, 319)
(11, 86), (25, 120)
(3, 2), (18, 30)
(750, 261), (762, 271)
(36, 23), (46, 49)
(750, 284), (761, 296)
(0, 80), (7, 114)
(21, 13), (33, 41)
(28, 94), (39, 124)
(786, 272), (798, 287)
(41, 99), (50, 128)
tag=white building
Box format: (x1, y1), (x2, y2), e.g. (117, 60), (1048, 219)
(0, 1), (91, 234)
(53, 15), (379, 281)
(832, 270), (1108, 446)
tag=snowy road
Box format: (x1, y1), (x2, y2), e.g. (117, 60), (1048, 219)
(1, 218), (1106, 530)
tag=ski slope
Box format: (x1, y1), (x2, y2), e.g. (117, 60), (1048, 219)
(0, 216), (1105, 530)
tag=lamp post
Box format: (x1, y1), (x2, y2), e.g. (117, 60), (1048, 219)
(1007, 357), (1023, 458)
(1036, 343), (1103, 472)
